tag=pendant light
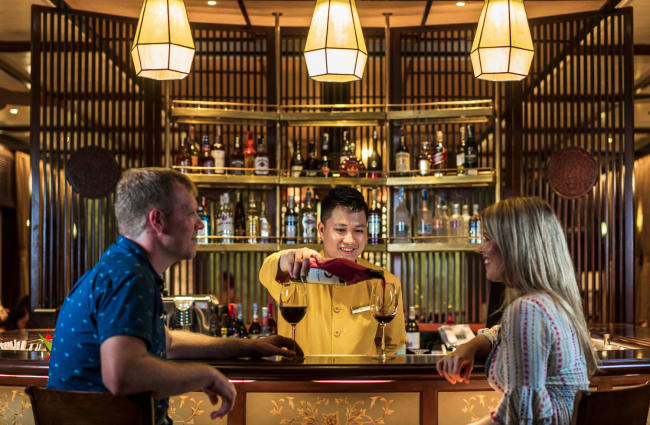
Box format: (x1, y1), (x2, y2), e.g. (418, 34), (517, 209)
(470, 0), (534, 81)
(304, 0), (368, 82)
(131, 0), (195, 80)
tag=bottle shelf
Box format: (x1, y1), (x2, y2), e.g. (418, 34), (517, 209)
(196, 242), (478, 253)
(386, 169), (496, 187)
(171, 100), (277, 125)
(184, 172), (279, 187)
(279, 176), (385, 186)
(387, 100), (493, 125)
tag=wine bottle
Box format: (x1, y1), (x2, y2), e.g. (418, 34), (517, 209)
(469, 203), (482, 244)
(197, 197), (210, 244)
(464, 124), (479, 172)
(188, 125), (200, 168)
(432, 130), (446, 177)
(416, 189), (432, 241)
(217, 193), (234, 244)
(175, 133), (192, 174)
(248, 303), (262, 338)
(234, 191), (246, 239)
(210, 130), (226, 174)
(319, 132), (332, 177)
(230, 136), (244, 175)
(417, 139), (432, 177)
(395, 129), (410, 177)
(243, 131), (257, 175)
(284, 195), (298, 244)
(301, 189), (317, 243)
(367, 130), (383, 178)
(290, 139), (304, 177)
(406, 305), (420, 350)
(236, 303), (248, 338)
(339, 131), (351, 172)
(199, 135), (215, 174)
(259, 200), (270, 243)
(305, 139), (320, 177)
(254, 135), (270, 175)
(246, 193), (259, 243)
(368, 188), (382, 244)
(456, 126), (466, 176)
(394, 187), (410, 243)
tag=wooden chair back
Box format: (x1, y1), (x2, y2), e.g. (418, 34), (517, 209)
(25, 386), (154, 425)
(571, 381), (650, 425)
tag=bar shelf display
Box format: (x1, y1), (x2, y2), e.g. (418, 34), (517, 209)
(386, 99), (493, 125)
(279, 176), (385, 187)
(386, 169), (496, 187)
(171, 100), (277, 125)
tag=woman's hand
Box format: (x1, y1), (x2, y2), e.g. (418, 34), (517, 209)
(436, 342), (477, 384)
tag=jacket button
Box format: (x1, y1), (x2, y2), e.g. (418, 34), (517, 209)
(334, 330), (341, 337)
(333, 306), (341, 313)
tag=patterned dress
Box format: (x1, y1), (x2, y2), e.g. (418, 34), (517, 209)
(480, 293), (589, 425)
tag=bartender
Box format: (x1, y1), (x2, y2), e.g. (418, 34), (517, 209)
(259, 186), (406, 356)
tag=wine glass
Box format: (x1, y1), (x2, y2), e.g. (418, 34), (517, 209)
(370, 280), (399, 361)
(279, 281), (308, 355)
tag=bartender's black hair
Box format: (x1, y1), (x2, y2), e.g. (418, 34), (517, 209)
(320, 185), (369, 223)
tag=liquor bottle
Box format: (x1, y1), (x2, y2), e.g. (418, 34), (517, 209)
(197, 197), (210, 244)
(406, 305), (420, 350)
(199, 135), (215, 174)
(188, 125), (200, 168)
(259, 200), (270, 243)
(219, 305), (230, 338)
(230, 136), (245, 175)
(462, 203), (471, 240)
(449, 203), (462, 241)
(367, 130), (383, 178)
(236, 303), (248, 338)
(469, 203), (482, 244)
(368, 188), (382, 244)
(284, 195), (298, 244)
(417, 139), (432, 177)
(243, 131), (257, 175)
(267, 302), (278, 335)
(341, 138), (365, 177)
(175, 134), (192, 174)
(432, 130), (447, 177)
(260, 306), (270, 337)
(456, 126), (466, 176)
(395, 128), (410, 176)
(416, 189), (433, 241)
(290, 139), (304, 177)
(339, 131), (351, 172)
(248, 303), (262, 339)
(234, 191), (246, 239)
(305, 139), (320, 177)
(217, 193), (234, 243)
(394, 187), (410, 243)
(432, 203), (445, 243)
(301, 189), (317, 243)
(441, 204), (450, 242)
(464, 124), (479, 172)
(254, 135), (270, 175)
(210, 130), (226, 174)
(319, 132), (332, 177)
(246, 193), (259, 243)
(227, 303), (238, 336)
(446, 305), (455, 325)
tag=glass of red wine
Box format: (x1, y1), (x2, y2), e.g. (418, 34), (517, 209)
(279, 281), (307, 355)
(370, 280), (398, 361)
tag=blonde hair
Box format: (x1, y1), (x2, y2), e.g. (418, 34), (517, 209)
(482, 197), (599, 376)
(114, 168), (197, 237)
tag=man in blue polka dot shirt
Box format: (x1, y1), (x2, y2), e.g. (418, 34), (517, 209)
(48, 168), (302, 425)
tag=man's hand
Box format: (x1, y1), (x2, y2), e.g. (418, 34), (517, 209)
(277, 248), (323, 281)
(202, 368), (237, 419)
(436, 342), (477, 384)
(246, 335), (305, 359)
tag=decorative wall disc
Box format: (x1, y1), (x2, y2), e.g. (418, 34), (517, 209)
(546, 147), (599, 199)
(66, 146), (121, 199)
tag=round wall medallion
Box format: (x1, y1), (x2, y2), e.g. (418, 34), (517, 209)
(546, 147), (599, 199)
(66, 146), (121, 199)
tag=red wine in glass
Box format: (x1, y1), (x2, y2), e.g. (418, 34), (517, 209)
(373, 313), (396, 324)
(280, 305), (307, 324)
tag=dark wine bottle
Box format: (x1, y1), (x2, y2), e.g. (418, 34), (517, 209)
(230, 136), (244, 175)
(319, 132), (331, 177)
(367, 130), (382, 178)
(290, 139), (304, 177)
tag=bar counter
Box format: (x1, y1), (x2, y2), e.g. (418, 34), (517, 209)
(0, 336), (650, 424)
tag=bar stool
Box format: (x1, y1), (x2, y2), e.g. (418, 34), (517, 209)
(25, 386), (154, 425)
(571, 381), (650, 425)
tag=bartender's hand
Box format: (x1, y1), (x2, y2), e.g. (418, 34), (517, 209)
(277, 248), (323, 281)
(245, 335), (305, 358)
(436, 342), (477, 384)
(202, 368), (237, 419)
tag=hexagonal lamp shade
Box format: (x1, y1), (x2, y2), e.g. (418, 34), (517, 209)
(304, 0), (368, 82)
(470, 0), (534, 81)
(131, 0), (195, 80)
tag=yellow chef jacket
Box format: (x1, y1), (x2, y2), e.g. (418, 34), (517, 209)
(259, 251), (407, 356)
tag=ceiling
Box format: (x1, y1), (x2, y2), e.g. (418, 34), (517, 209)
(0, 0), (649, 152)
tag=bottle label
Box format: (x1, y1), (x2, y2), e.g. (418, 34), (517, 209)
(254, 156), (270, 175)
(247, 218), (258, 243)
(198, 218), (209, 243)
(292, 267), (346, 285)
(217, 216), (234, 243)
(368, 214), (381, 238)
(395, 152), (410, 172)
(406, 331), (420, 350)
(291, 165), (303, 177)
(345, 161), (359, 177)
(370, 159), (379, 170)
(231, 159), (244, 175)
(285, 218), (297, 239)
(465, 148), (478, 167)
(211, 150), (225, 174)
(469, 220), (482, 244)
(456, 152), (465, 168)
(260, 219), (270, 239)
(302, 213), (317, 239)
(418, 159), (430, 176)
(432, 152), (446, 168)
(320, 164), (331, 177)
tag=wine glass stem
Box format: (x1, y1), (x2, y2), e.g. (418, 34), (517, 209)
(292, 324), (296, 353)
(381, 324), (386, 357)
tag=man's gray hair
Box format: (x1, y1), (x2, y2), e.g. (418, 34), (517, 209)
(114, 168), (197, 237)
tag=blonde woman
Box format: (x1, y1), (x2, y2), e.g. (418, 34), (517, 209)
(437, 197), (599, 425)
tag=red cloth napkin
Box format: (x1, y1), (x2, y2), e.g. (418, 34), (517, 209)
(307, 257), (384, 284)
